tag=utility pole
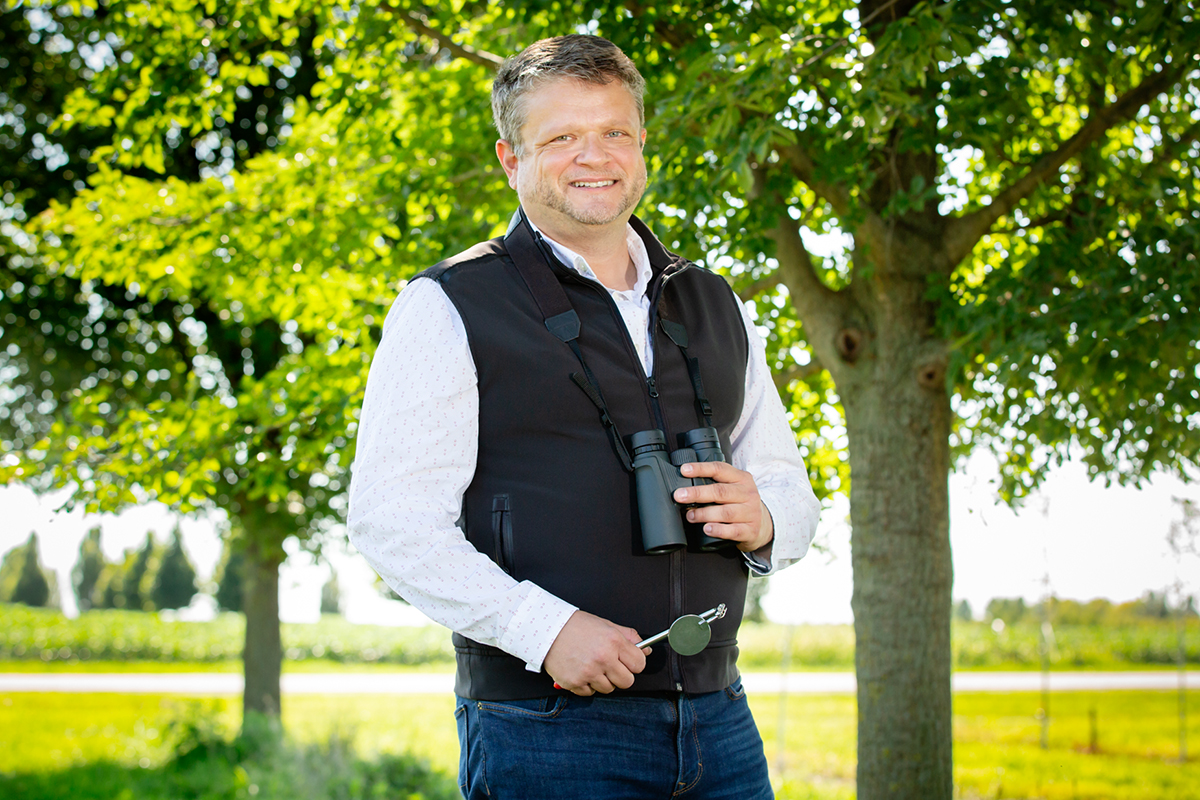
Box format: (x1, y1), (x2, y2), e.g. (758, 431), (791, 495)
(1038, 497), (1054, 751)
(1167, 497), (1198, 764)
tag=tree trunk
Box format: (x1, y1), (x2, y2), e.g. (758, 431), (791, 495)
(841, 294), (954, 798)
(235, 495), (289, 725)
(242, 541), (283, 719)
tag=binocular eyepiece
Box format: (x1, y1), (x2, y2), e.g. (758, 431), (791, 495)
(630, 427), (733, 555)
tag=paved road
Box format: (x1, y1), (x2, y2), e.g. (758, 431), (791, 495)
(1, 671), (1195, 695)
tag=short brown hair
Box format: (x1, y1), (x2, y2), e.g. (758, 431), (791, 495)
(491, 35), (646, 155)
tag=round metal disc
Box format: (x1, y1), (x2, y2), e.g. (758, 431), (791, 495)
(667, 615), (712, 656)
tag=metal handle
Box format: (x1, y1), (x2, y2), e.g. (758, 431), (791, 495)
(636, 603), (727, 649)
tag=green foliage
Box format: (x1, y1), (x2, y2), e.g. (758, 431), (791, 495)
(151, 527), (198, 611)
(0, 533), (55, 607)
(71, 527), (104, 612)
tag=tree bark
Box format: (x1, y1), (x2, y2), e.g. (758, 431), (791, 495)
(242, 540), (283, 720)
(235, 496), (289, 724)
(836, 244), (954, 798)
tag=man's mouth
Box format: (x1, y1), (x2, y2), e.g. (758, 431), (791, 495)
(570, 180), (617, 188)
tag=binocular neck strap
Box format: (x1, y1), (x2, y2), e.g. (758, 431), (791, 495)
(659, 318), (715, 429)
(506, 210), (635, 473)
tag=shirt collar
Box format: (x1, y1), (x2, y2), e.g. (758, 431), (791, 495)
(515, 212), (654, 299)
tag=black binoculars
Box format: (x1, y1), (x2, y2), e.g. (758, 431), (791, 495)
(630, 427), (733, 555)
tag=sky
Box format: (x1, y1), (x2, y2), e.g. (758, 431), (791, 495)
(2, 453), (1197, 628)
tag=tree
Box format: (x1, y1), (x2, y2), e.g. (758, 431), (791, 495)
(6, 2), (1198, 793)
(986, 597), (1028, 626)
(72, 526), (104, 611)
(214, 536), (246, 614)
(152, 526), (198, 610)
(743, 575), (769, 624)
(1, 0), (339, 725)
(123, 532), (163, 612)
(954, 599), (973, 623)
(1, 532), (53, 607)
(320, 567), (340, 615)
(93, 546), (130, 609)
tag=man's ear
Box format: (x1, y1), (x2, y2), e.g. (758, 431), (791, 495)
(496, 140), (520, 188)
(640, 129), (647, 150)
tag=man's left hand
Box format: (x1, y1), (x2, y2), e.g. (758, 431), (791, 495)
(673, 462), (774, 553)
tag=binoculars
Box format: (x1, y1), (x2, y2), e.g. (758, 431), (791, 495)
(630, 427), (733, 555)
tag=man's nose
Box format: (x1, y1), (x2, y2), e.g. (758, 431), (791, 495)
(574, 133), (611, 165)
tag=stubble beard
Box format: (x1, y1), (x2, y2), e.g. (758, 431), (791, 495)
(531, 167), (648, 228)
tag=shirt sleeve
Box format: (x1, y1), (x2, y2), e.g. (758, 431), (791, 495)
(347, 277), (577, 672)
(727, 297), (821, 576)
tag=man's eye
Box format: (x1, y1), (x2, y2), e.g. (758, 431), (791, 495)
(606, 131), (627, 138)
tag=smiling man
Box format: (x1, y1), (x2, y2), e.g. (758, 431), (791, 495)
(348, 35), (820, 799)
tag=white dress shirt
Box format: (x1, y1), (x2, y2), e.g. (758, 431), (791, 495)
(348, 220), (820, 673)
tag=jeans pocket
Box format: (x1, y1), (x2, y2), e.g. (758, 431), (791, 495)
(724, 677), (746, 700)
(477, 695), (566, 719)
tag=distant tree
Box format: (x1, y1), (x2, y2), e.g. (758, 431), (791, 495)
(0, 541), (21, 600)
(743, 576), (769, 624)
(94, 546), (133, 609)
(1040, 597), (1113, 626)
(151, 527), (198, 610)
(71, 526), (104, 612)
(214, 537), (246, 614)
(953, 599), (973, 622)
(986, 597), (1028, 626)
(124, 532), (163, 612)
(320, 568), (340, 616)
(1125, 590), (1171, 620)
(10, 533), (51, 607)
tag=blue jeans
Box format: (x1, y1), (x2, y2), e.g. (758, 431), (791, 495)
(454, 679), (773, 799)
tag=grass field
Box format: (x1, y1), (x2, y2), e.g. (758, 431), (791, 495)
(4, 689), (1198, 799)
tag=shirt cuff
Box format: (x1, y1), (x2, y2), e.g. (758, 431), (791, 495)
(742, 489), (795, 576)
(496, 582), (579, 673)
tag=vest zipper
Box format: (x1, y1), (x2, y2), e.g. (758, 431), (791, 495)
(569, 260), (692, 692)
(648, 261), (690, 693)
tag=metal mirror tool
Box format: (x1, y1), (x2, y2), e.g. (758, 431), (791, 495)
(636, 604), (727, 656)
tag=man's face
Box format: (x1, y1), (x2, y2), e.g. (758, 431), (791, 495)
(497, 78), (647, 239)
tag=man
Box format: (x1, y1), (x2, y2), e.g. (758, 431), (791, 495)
(348, 34), (819, 799)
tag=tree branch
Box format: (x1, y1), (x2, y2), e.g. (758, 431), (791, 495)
(943, 63), (1185, 266)
(751, 166), (857, 366)
(777, 138), (891, 262)
(772, 357), (826, 390)
(390, 7), (503, 70)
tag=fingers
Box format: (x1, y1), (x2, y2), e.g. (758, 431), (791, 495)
(544, 611), (649, 696)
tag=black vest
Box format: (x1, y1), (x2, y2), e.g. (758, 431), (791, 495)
(419, 213), (750, 699)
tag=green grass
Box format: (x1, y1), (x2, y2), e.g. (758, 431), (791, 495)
(4, 603), (1197, 671)
(5, 690), (1199, 799)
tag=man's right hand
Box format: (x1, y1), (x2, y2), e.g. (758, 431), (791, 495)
(543, 610), (649, 696)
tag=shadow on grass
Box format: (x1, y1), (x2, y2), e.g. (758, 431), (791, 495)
(0, 712), (460, 800)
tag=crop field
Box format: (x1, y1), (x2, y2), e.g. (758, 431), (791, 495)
(3, 603), (1198, 671)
